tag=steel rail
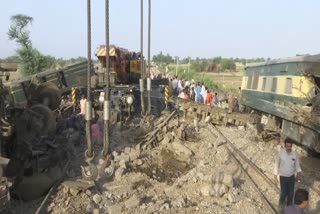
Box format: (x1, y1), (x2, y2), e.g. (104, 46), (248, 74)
(209, 123), (278, 214)
(215, 126), (279, 193)
(35, 161), (70, 214)
(215, 125), (320, 198)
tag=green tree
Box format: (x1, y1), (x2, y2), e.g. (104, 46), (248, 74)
(220, 58), (235, 70)
(7, 14), (50, 76)
(165, 54), (174, 64)
(152, 51), (164, 64)
(152, 52), (174, 64)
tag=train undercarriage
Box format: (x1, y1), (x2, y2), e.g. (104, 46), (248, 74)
(171, 96), (320, 155)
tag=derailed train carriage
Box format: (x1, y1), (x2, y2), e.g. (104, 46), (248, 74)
(240, 54), (320, 153)
(0, 52), (139, 198)
(0, 47), (141, 180)
(0, 62), (89, 202)
(0, 62), (89, 148)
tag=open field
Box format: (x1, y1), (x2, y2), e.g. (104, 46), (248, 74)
(205, 72), (243, 88)
(166, 64), (244, 89)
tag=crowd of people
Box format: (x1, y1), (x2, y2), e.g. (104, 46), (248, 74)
(169, 75), (240, 112)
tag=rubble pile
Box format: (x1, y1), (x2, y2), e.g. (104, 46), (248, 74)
(12, 109), (320, 213)
(32, 112), (268, 214)
(218, 125), (320, 213)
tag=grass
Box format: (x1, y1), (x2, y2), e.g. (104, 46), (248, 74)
(166, 66), (238, 96)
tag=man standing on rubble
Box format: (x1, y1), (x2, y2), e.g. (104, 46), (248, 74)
(274, 138), (302, 209)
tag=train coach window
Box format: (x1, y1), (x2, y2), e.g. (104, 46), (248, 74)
(280, 65), (288, 72)
(247, 74), (253, 89)
(271, 78), (277, 92)
(261, 77), (267, 91)
(285, 78), (292, 94)
(252, 72), (259, 89)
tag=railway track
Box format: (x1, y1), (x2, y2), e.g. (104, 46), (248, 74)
(216, 124), (320, 208)
(35, 160), (70, 214)
(173, 94), (320, 212)
(208, 123), (279, 214)
(170, 96), (259, 126)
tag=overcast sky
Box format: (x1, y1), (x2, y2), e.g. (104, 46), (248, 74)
(1, 0), (320, 59)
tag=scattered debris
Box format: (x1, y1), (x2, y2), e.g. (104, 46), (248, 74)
(9, 108), (320, 213)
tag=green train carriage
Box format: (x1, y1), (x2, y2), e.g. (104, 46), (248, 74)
(240, 54), (320, 153)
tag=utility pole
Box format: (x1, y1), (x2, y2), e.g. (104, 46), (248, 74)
(188, 56), (190, 79)
(175, 56), (179, 76)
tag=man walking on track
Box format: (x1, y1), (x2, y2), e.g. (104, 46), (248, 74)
(274, 137), (302, 209)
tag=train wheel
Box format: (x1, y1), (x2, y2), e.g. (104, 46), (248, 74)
(30, 104), (56, 136)
(33, 82), (61, 110)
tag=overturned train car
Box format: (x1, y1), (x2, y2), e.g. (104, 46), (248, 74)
(0, 62), (88, 200)
(240, 54), (320, 153)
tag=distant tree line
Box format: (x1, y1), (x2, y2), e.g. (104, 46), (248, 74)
(152, 51), (175, 64)
(152, 51), (270, 72)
